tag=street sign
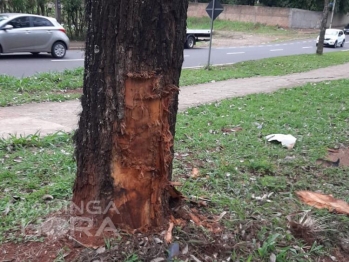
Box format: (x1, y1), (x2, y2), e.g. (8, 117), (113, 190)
(206, 0), (224, 21)
(206, 0), (224, 68)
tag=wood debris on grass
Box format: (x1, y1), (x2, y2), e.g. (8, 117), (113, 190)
(164, 222), (174, 243)
(296, 191), (349, 215)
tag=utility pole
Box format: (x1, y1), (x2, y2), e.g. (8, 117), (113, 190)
(55, 0), (62, 23)
(329, 0), (336, 29)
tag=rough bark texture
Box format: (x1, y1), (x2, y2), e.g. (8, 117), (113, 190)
(316, 0), (329, 55)
(73, 0), (188, 231)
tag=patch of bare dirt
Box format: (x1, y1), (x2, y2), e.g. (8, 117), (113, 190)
(316, 146), (349, 168)
(326, 146), (349, 167)
(0, 237), (80, 262)
(0, 201), (228, 261)
(1, 207), (348, 261)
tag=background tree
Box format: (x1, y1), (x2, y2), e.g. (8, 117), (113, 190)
(316, 0), (330, 55)
(72, 0), (188, 231)
(61, 0), (85, 39)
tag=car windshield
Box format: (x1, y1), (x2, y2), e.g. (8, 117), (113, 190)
(325, 30), (338, 35)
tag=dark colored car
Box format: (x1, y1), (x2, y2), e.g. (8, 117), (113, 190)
(344, 24), (349, 35)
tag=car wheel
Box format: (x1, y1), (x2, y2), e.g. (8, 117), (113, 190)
(31, 52), (40, 56)
(51, 41), (66, 58)
(185, 36), (195, 49)
(341, 40), (345, 47)
(333, 41), (337, 48)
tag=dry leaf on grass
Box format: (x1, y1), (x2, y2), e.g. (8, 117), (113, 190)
(191, 167), (200, 178)
(221, 126), (243, 133)
(296, 191), (349, 215)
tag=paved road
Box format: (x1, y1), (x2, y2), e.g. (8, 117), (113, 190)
(0, 37), (348, 77)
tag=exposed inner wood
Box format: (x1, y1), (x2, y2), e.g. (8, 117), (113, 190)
(108, 75), (174, 230)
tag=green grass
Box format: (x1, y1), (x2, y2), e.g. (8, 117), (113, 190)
(1, 79), (349, 261)
(0, 132), (75, 243)
(180, 51), (349, 86)
(0, 68), (83, 106)
(187, 17), (317, 38)
(1, 51), (349, 107)
(187, 17), (287, 33)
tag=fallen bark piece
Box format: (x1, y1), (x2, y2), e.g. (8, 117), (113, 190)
(189, 212), (202, 225)
(164, 222), (174, 243)
(296, 191), (349, 215)
(265, 134), (297, 149)
(169, 181), (182, 186)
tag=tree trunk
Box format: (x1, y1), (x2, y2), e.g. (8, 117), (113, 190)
(73, 0), (188, 233)
(316, 0), (329, 55)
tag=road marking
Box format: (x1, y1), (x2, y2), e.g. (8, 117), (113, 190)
(270, 49), (283, 51)
(227, 52), (245, 55)
(302, 46), (313, 49)
(341, 49), (349, 51)
(51, 59), (84, 62)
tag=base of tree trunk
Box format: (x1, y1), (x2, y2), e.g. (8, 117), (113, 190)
(73, 73), (183, 233)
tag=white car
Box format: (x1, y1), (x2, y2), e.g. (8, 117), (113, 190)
(316, 29), (345, 48)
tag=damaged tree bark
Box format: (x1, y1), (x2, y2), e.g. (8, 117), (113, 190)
(73, 0), (188, 232)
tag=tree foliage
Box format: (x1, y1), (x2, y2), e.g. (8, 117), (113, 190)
(0, 0), (85, 39)
(61, 0), (85, 39)
(0, 0), (48, 14)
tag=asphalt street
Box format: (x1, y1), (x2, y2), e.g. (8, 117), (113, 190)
(0, 36), (348, 78)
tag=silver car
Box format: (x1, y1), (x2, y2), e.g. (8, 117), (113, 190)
(0, 13), (69, 58)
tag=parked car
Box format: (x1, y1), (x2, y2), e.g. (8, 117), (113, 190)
(0, 13), (69, 58)
(344, 24), (349, 35)
(316, 29), (345, 48)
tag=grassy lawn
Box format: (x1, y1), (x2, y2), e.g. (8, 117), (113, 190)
(1, 79), (348, 261)
(187, 17), (318, 39)
(1, 51), (349, 107)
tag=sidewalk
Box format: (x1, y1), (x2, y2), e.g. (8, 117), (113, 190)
(0, 63), (348, 138)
